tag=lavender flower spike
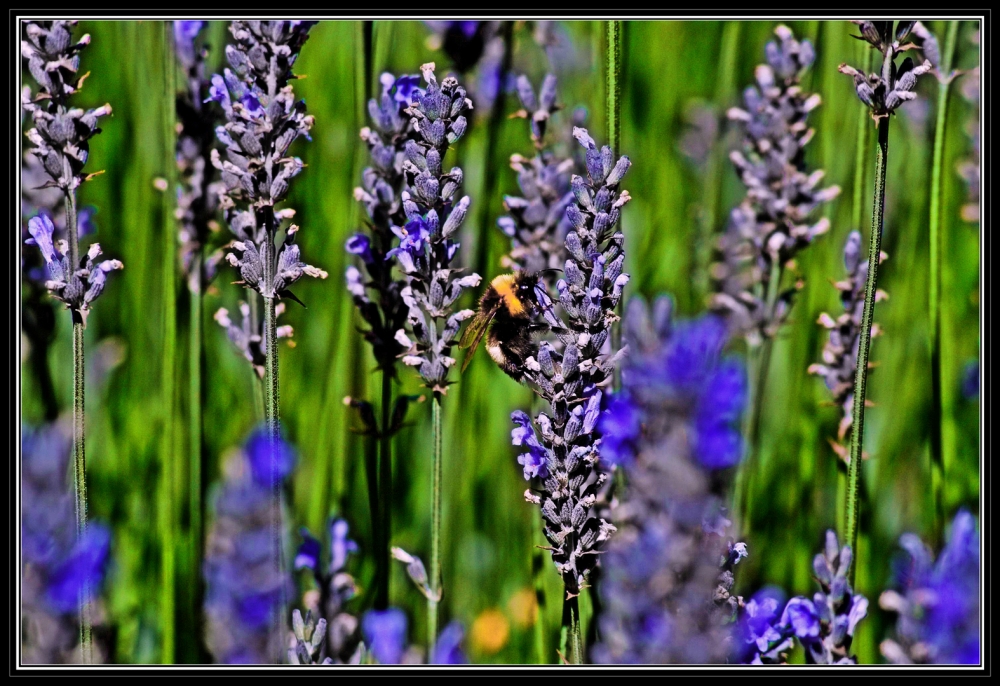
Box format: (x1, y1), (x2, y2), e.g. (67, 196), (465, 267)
(712, 25), (838, 343)
(839, 21), (933, 123)
(593, 297), (749, 664)
(511, 126), (630, 596)
(880, 510), (980, 664)
(211, 21), (327, 303)
(498, 73), (576, 275)
(781, 530), (868, 664)
(393, 63), (481, 394)
(808, 231), (888, 459)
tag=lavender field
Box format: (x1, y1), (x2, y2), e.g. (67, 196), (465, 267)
(18, 18), (982, 667)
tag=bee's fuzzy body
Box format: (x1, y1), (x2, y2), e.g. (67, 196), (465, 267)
(460, 272), (542, 382)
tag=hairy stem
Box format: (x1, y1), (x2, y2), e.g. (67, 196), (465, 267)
(376, 368), (392, 610)
(262, 206), (282, 662)
(847, 114), (890, 587)
(560, 591), (583, 664)
(605, 19), (623, 391)
(428, 395), (443, 654)
(929, 20), (959, 531)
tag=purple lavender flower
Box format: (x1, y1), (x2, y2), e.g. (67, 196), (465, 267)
(393, 64), (481, 394)
(212, 21), (326, 304)
(431, 621), (467, 664)
(204, 434), (294, 664)
(839, 21), (933, 123)
(593, 296), (748, 664)
(213, 300), (294, 378)
(245, 425), (296, 487)
(880, 510), (980, 664)
(362, 608), (407, 665)
(736, 587), (793, 664)
(782, 530), (868, 664)
(21, 422), (112, 663)
(962, 360), (979, 399)
(509, 126), (630, 597)
(712, 25), (838, 344)
(290, 518), (361, 663)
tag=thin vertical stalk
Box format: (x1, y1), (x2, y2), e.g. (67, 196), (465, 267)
(376, 368), (392, 610)
(188, 262), (204, 651)
(560, 593), (583, 664)
(605, 19), (623, 391)
(929, 20), (959, 528)
(262, 205), (282, 662)
(428, 396), (443, 654)
(846, 115), (890, 587)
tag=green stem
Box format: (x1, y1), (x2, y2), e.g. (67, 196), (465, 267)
(605, 19), (623, 390)
(735, 259), (781, 531)
(262, 206), (282, 662)
(188, 263), (204, 655)
(929, 20), (959, 529)
(376, 368), (392, 610)
(846, 113), (890, 587)
(560, 591), (583, 664)
(72, 313), (92, 664)
(428, 395), (443, 654)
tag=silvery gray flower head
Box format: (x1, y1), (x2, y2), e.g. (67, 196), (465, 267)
(347, 73), (423, 372)
(808, 231), (888, 459)
(780, 531), (868, 664)
(497, 74), (576, 275)
(214, 300), (294, 379)
(175, 20), (225, 293)
(839, 21), (933, 124)
(592, 296), (749, 664)
(712, 24), (839, 344)
(21, 21), (112, 193)
(287, 609), (333, 664)
(509, 127), (630, 594)
(26, 214), (122, 325)
(392, 63), (481, 394)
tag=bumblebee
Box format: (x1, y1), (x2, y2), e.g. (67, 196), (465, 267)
(459, 271), (546, 381)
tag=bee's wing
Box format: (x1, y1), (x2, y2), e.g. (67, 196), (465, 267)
(459, 303), (500, 373)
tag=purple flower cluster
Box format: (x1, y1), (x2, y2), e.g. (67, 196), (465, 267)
(173, 20), (224, 293)
(809, 231), (888, 459)
(509, 126), (631, 594)
(839, 21), (932, 124)
(209, 21), (327, 303)
(424, 21), (505, 108)
(347, 72), (424, 372)
(22, 21), (121, 323)
(203, 429), (295, 663)
(391, 63), (482, 393)
(738, 531), (868, 664)
(880, 510), (980, 664)
(291, 519), (362, 663)
(360, 608), (466, 664)
(497, 74), (577, 275)
(593, 296), (748, 664)
(21, 423), (112, 663)
(213, 300), (294, 379)
(712, 25), (838, 344)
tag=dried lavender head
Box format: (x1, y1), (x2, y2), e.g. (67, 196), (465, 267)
(712, 25), (838, 344)
(510, 128), (630, 593)
(808, 231), (888, 459)
(393, 64), (481, 394)
(497, 74), (576, 275)
(203, 430), (295, 664)
(839, 21), (933, 124)
(347, 73), (423, 371)
(174, 20), (224, 293)
(214, 300), (294, 378)
(21, 423), (112, 664)
(210, 21), (327, 302)
(782, 531), (868, 664)
(592, 297), (748, 664)
(880, 510), (980, 664)
(292, 518), (361, 663)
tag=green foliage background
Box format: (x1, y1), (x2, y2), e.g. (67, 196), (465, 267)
(19, 19), (981, 664)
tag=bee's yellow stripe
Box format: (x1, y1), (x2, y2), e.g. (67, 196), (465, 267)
(491, 273), (525, 316)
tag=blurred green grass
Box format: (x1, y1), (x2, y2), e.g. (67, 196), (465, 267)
(20, 19), (980, 664)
